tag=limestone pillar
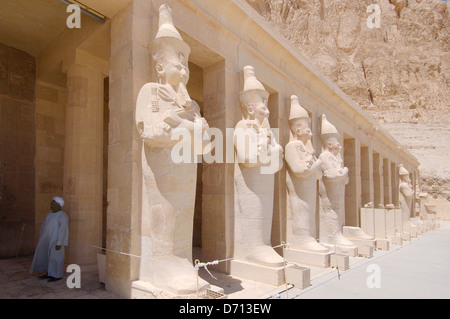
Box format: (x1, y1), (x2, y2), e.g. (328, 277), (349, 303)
(343, 137), (360, 227)
(391, 162), (399, 206)
(201, 60), (231, 272)
(411, 170), (418, 217)
(383, 158), (392, 205)
(268, 92), (287, 254)
(361, 146), (373, 207)
(104, 0), (150, 298)
(373, 152), (383, 207)
(63, 50), (107, 265)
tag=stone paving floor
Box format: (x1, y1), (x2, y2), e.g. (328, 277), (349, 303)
(0, 256), (121, 299)
(2, 221), (449, 299)
(273, 222), (450, 299)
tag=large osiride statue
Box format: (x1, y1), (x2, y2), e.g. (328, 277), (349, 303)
(135, 4), (209, 295)
(233, 66), (284, 267)
(285, 96), (328, 253)
(318, 115), (357, 252)
(398, 164), (415, 234)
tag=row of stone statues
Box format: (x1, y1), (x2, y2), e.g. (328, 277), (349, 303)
(133, 4), (415, 297)
(234, 66), (365, 266)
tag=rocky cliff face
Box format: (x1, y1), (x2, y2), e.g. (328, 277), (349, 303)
(248, 0), (449, 199)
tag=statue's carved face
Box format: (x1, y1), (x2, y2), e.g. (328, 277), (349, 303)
(299, 127), (312, 140)
(156, 52), (189, 88)
(247, 97), (269, 123)
(327, 137), (341, 155)
(401, 175), (411, 184)
(291, 120), (312, 141)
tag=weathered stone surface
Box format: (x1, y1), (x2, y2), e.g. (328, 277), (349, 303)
(251, 0), (449, 199)
(134, 4), (210, 297)
(0, 43), (36, 257)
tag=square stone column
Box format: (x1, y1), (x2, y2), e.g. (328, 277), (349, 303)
(268, 92), (287, 255)
(344, 137), (361, 227)
(391, 162), (399, 206)
(373, 152), (383, 207)
(63, 50), (108, 265)
(361, 146), (373, 207)
(0, 44), (36, 257)
(201, 60), (232, 273)
(383, 158), (392, 205)
(411, 170), (418, 217)
(105, 0), (153, 298)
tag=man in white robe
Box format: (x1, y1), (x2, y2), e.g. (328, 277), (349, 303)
(30, 197), (69, 282)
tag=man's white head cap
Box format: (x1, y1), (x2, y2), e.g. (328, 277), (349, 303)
(52, 196), (64, 207)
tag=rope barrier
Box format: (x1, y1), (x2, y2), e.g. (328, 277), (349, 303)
(194, 258), (233, 281)
(191, 242), (290, 298)
(273, 242), (290, 250)
(89, 242), (291, 276)
(89, 245), (142, 259)
(26, 233), (292, 298)
(23, 220), (291, 278)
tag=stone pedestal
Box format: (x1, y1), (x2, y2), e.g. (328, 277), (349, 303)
(230, 260), (288, 286)
(374, 208), (387, 239)
(285, 264), (310, 290)
(330, 254), (349, 271)
(386, 209), (398, 237)
(342, 226), (375, 258)
(376, 239), (389, 251)
(394, 209), (403, 233)
(391, 236), (402, 246)
(425, 215), (435, 231)
(357, 245), (373, 258)
(345, 238), (375, 254)
(284, 248), (333, 268)
(337, 245), (358, 257)
(131, 280), (202, 299)
(427, 213), (437, 230)
(401, 233), (411, 242)
(410, 217), (425, 235)
(410, 225), (418, 238)
(360, 207), (375, 237)
(322, 244), (358, 257)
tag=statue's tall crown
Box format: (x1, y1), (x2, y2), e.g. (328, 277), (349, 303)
(239, 66), (269, 107)
(398, 164), (409, 176)
(320, 114), (339, 143)
(289, 95), (310, 123)
(150, 4), (190, 61)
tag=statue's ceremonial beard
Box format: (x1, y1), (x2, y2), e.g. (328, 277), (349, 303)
(177, 82), (192, 108)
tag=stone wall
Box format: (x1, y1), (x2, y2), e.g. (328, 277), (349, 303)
(0, 43), (36, 257)
(34, 80), (66, 247)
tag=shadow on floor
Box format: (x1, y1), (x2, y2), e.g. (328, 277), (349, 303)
(0, 255), (122, 299)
